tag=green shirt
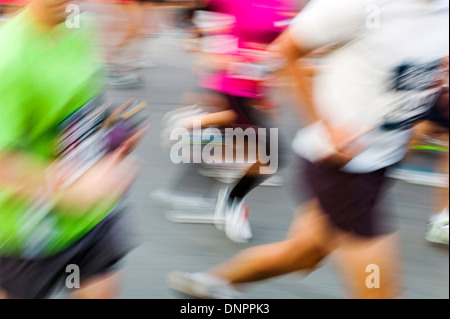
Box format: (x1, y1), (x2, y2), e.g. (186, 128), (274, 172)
(0, 8), (114, 258)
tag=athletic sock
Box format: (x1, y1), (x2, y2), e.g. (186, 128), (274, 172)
(229, 174), (268, 200)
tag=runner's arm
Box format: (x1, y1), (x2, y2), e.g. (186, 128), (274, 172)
(270, 31), (320, 125)
(0, 152), (49, 201)
(270, 0), (369, 167)
(0, 150), (139, 214)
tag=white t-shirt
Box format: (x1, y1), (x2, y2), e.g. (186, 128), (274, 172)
(289, 0), (449, 173)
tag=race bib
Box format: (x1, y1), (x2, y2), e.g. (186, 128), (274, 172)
(227, 62), (275, 81)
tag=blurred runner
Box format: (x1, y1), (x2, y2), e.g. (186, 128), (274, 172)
(388, 57), (449, 245)
(162, 0), (296, 243)
(167, 0), (449, 299)
(137, 0), (163, 36)
(0, 0), (147, 299)
(88, 0), (146, 85)
(109, 0), (146, 85)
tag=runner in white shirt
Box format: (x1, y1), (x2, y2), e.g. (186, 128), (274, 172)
(166, 0), (449, 299)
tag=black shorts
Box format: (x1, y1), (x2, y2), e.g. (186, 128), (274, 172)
(297, 157), (396, 238)
(0, 205), (136, 299)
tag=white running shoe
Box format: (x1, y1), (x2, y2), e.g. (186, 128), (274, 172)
(426, 211), (449, 245)
(214, 187), (231, 231)
(225, 198), (253, 243)
(167, 271), (238, 299)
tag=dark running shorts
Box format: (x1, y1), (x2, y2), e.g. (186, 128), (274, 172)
(0, 205), (136, 299)
(296, 157), (396, 238)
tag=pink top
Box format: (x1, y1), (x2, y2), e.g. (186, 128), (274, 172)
(199, 0), (296, 98)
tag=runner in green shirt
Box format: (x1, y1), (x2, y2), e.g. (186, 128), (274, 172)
(0, 0), (144, 299)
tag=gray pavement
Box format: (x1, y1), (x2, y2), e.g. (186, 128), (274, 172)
(101, 34), (448, 299)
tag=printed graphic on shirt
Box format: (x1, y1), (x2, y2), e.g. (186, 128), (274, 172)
(381, 59), (447, 130)
(54, 95), (109, 188)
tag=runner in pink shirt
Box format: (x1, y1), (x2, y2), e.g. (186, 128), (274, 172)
(195, 0), (298, 243)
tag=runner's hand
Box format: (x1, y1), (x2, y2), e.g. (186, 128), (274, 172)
(116, 124), (150, 158)
(319, 123), (370, 169)
(53, 148), (142, 214)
